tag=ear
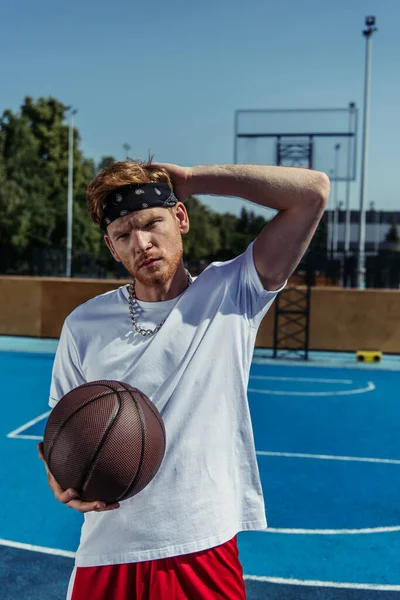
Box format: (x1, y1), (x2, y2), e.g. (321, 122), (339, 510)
(175, 202), (190, 235)
(104, 234), (122, 263)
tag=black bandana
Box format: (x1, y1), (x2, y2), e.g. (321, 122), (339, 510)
(100, 183), (178, 231)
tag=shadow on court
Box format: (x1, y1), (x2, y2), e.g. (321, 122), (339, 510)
(3, 344), (400, 598)
(245, 579), (400, 600)
(1, 546), (72, 600)
(2, 547), (400, 600)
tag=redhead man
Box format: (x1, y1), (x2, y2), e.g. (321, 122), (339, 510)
(39, 160), (329, 600)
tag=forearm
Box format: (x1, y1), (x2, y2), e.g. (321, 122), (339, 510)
(186, 164), (330, 211)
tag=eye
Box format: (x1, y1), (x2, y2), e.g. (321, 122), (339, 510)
(145, 219), (162, 229)
(117, 233), (129, 240)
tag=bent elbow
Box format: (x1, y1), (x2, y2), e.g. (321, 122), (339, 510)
(314, 172), (330, 208)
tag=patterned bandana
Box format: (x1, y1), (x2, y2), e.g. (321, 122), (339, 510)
(100, 183), (178, 232)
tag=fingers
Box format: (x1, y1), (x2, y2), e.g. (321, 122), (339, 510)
(38, 442), (51, 478)
(37, 442), (120, 514)
(55, 487), (79, 504)
(38, 443), (75, 500)
(151, 161), (175, 169)
(65, 499), (121, 513)
(53, 482), (120, 513)
(37, 442), (44, 459)
(55, 487), (120, 513)
(38, 442), (53, 480)
(53, 482), (120, 512)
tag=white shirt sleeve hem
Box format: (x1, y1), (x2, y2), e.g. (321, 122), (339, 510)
(248, 241), (287, 296)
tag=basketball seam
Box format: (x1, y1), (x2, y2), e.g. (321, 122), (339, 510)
(126, 385), (166, 444)
(80, 382), (123, 497)
(46, 389), (118, 470)
(137, 388), (166, 445)
(115, 382), (147, 502)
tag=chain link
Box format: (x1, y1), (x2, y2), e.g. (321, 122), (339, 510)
(128, 270), (192, 337)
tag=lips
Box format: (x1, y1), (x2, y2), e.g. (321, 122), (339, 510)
(140, 258), (161, 269)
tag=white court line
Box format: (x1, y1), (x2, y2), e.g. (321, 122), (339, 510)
(264, 525), (400, 534)
(257, 450), (400, 534)
(256, 450), (400, 465)
(249, 381), (375, 396)
(243, 574), (400, 591)
(250, 376), (353, 384)
(9, 434), (43, 441)
(0, 537), (75, 558)
(6, 410), (50, 439)
(2, 537), (399, 590)
(6, 376), (371, 440)
(2, 540), (400, 591)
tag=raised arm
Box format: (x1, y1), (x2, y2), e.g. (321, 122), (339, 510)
(156, 163), (330, 291)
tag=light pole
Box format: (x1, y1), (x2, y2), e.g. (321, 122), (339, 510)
(357, 16), (377, 288)
(328, 169), (334, 258)
(370, 202), (381, 254)
(332, 143), (341, 256)
(66, 107), (78, 278)
(344, 102), (357, 256)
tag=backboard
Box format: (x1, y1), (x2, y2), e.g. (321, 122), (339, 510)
(234, 107), (358, 181)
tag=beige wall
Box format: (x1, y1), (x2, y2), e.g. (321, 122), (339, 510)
(1, 276), (399, 353)
(0, 276), (128, 339)
(256, 286), (400, 353)
(0, 278), (43, 337)
(310, 287), (400, 352)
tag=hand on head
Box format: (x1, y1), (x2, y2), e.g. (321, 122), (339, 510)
(151, 162), (191, 203)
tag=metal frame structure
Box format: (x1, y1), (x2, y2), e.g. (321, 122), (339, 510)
(234, 107), (358, 181)
(234, 106), (358, 359)
(273, 285), (311, 360)
(276, 137), (313, 168)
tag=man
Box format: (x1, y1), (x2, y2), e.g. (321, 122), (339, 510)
(39, 160), (329, 600)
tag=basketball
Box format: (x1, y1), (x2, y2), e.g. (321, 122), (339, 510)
(43, 380), (166, 504)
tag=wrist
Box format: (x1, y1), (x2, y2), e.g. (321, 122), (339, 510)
(184, 166), (194, 197)
(185, 165), (227, 196)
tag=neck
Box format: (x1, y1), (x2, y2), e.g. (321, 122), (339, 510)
(133, 264), (189, 302)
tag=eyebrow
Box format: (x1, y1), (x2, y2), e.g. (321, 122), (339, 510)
(112, 213), (162, 236)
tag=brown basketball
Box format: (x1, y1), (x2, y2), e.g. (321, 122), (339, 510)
(43, 380), (166, 504)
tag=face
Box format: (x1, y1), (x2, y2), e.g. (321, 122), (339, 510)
(104, 204), (189, 286)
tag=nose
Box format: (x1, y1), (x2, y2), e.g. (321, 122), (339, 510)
(133, 231), (153, 254)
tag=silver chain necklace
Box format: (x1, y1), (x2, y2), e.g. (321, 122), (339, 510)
(128, 270), (193, 337)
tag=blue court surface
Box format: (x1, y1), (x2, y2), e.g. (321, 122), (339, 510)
(2, 336), (400, 600)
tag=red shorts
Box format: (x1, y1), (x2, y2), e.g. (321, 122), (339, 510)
(68, 536), (247, 600)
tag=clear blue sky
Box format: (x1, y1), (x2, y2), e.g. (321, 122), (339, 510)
(1, 0), (398, 217)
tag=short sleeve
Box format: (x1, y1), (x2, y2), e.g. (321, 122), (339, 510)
(49, 320), (86, 408)
(227, 241), (286, 328)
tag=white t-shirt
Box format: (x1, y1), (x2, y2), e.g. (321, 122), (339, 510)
(49, 241), (283, 567)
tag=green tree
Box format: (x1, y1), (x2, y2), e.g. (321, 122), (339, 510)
(237, 207), (249, 233)
(98, 156), (116, 173)
(247, 212), (268, 236)
(385, 218), (399, 242)
(0, 95), (273, 275)
(183, 197), (221, 259)
(0, 96), (100, 258)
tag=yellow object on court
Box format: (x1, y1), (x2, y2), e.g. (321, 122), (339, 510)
(356, 350), (382, 363)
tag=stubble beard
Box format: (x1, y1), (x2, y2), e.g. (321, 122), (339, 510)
(124, 238), (183, 287)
